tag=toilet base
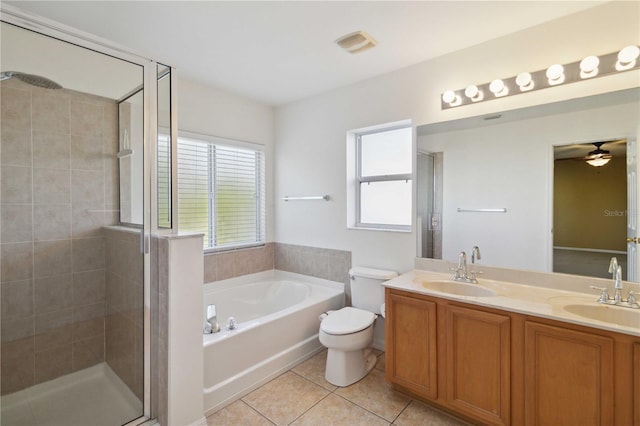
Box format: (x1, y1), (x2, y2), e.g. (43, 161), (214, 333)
(325, 347), (377, 387)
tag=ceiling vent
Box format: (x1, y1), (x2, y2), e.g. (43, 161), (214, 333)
(335, 31), (377, 54)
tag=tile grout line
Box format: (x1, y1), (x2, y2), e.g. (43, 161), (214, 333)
(285, 391), (334, 426)
(238, 399), (277, 426)
(288, 355), (397, 425)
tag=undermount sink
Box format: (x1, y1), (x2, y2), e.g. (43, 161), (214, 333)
(563, 304), (640, 328)
(418, 280), (496, 297)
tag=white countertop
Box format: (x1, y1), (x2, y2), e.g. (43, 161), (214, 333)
(383, 269), (640, 337)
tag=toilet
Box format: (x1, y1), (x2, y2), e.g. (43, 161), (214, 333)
(319, 266), (398, 386)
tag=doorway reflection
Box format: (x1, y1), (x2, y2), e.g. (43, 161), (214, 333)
(553, 140), (628, 279)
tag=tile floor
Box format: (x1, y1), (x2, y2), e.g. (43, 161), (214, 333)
(206, 350), (470, 426)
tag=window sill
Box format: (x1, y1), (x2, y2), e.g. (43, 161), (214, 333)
(347, 225), (412, 233)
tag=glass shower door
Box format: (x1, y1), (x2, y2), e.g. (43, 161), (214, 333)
(1, 18), (148, 426)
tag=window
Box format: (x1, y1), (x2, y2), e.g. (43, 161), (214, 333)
(350, 123), (412, 231)
(157, 133), (171, 228)
(177, 132), (265, 251)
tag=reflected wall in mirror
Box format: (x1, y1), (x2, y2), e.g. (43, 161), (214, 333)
(119, 89), (144, 225)
(417, 88), (640, 281)
(553, 139), (628, 279)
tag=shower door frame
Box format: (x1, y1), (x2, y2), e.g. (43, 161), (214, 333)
(1, 5), (173, 424)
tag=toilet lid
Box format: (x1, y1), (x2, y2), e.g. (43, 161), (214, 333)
(320, 307), (376, 335)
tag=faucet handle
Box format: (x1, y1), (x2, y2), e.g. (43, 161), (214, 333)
(628, 290), (638, 307)
(469, 270), (483, 283)
(590, 286), (610, 303)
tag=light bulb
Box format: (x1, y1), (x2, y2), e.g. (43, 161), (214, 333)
(464, 85), (483, 102)
(616, 45), (640, 71)
(546, 64), (565, 85)
(516, 72), (534, 91)
(580, 55), (599, 78)
(489, 79), (508, 97)
(442, 90), (460, 107)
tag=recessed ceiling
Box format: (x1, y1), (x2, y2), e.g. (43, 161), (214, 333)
(4, 1), (605, 106)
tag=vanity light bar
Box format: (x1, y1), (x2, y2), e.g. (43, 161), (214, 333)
(441, 45), (640, 109)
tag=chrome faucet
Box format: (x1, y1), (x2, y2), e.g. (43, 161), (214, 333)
(608, 256), (624, 304)
(589, 257), (639, 309)
(451, 250), (480, 284)
(613, 264), (623, 304)
(452, 251), (468, 280)
(608, 256), (619, 280)
(203, 304), (220, 334)
(471, 246), (481, 264)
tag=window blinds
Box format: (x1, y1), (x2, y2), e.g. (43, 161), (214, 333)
(157, 134), (171, 228)
(177, 135), (265, 250)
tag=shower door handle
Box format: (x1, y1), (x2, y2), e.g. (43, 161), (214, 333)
(140, 231), (150, 254)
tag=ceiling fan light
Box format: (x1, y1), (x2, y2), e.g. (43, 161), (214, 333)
(586, 157), (611, 167)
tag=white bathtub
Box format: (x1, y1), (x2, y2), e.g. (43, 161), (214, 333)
(202, 270), (344, 414)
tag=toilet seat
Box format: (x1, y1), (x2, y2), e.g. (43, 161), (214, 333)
(320, 307), (376, 335)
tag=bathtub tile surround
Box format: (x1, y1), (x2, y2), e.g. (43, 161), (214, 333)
(207, 350), (469, 426)
(203, 242), (274, 283)
(275, 243), (351, 287)
(0, 78), (118, 395)
(203, 242), (352, 292)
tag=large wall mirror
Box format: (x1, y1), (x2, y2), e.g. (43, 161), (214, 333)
(416, 88), (640, 282)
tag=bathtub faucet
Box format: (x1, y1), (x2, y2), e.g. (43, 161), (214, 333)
(226, 316), (237, 330)
(204, 304), (220, 334)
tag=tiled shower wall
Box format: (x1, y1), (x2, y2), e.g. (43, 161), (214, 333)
(0, 79), (118, 395)
(203, 242), (351, 289)
(104, 227), (144, 401)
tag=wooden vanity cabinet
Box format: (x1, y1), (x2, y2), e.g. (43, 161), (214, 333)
(523, 321), (614, 425)
(385, 290), (438, 399)
(446, 304), (511, 425)
(385, 289), (511, 425)
(385, 288), (639, 426)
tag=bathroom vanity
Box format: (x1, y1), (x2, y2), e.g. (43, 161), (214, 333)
(384, 269), (640, 426)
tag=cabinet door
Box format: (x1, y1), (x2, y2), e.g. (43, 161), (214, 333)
(446, 305), (511, 425)
(524, 322), (614, 426)
(386, 291), (438, 399)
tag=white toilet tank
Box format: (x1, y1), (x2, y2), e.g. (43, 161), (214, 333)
(350, 267), (398, 313)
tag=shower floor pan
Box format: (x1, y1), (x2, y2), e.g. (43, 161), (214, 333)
(0, 363), (142, 426)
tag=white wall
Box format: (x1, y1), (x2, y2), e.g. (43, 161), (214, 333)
(166, 234), (205, 426)
(274, 1), (640, 274)
(177, 78), (276, 241)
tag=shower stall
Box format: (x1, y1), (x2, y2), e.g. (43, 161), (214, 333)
(1, 9), (174, 426)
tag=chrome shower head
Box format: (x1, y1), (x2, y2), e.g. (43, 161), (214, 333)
(0, 71), (62, 89)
